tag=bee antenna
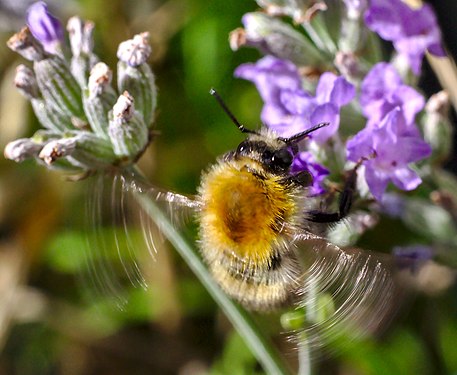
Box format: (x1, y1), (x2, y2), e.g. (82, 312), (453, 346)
(278, 122), (329, 144)
(210, 88), (257, 134)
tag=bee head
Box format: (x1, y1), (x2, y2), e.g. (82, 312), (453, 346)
(235, 136), (293, 173)
(210, 88), (328, 173)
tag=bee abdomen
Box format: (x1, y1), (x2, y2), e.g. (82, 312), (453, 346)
(209, 252), (301, 310)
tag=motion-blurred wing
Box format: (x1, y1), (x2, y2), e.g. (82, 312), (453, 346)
(83, 170), (199, 307)
(292, 233), (400, 358)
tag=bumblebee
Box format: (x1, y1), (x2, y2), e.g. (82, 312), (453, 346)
(90, 89), (397, 350)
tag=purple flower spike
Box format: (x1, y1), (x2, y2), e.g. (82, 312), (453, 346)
(347, 108), (431, 200)
(26, 2), (64, 54)
(291, 151), (329, 196)
(365, 0), (445, 74)
(235, 56), (355, 144)
(361, 63), (425, 129)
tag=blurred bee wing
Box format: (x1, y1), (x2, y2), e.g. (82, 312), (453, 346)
(292, 233), (399, 357)
(83, 170), (199, 307)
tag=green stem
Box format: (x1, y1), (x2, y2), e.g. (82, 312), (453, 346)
(131, 170), (293, 375)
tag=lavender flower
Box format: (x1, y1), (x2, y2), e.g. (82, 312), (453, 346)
(347, 108), (431, 200)
(393, 245), (433, 273)
(235, 56), (355, 144)
(364, 0), (445, 74)
(291, 151), (329, 196)
(26, 2), (64, 54)
(360, 63), (425, 129)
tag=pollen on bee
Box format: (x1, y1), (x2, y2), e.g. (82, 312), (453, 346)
(199, 162), (296, 268)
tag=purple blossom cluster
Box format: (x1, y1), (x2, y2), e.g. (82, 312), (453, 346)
(235, 56), (354, 195)
(365, 0), (445, 74)
(347, 63), (431, 199)
(233, 0), (443, 201)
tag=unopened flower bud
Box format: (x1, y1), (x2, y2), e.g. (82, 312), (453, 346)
(83, 62), (117, 138)
(26, 1), (64, 55)
(39, 137), (77, 165)
(422, 91), (453, 162)
(4, 138), (42, 162)
(67, 16), (95, 57)
(88, 62), (114, 98)
(7, 27), (46, 61)
(117, 32), (152, 67)
(14, 64), (40, 99)
(256, 0), (326, 23)
(117, 33), (157, 127)
(67, 16), (99, 87)
(31, 99), (74, 132)
(109, 92), (149, 159)
(113, 91), (135, 122)
(34, 55), (86, 122)
(39, 132), (117, 168)
(339, 0), (369, 53)
(235, 12), (323, 67)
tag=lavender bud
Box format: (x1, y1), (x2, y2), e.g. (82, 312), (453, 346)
(67, 16), (99, 87)
(26, 1), (64, 55)
(117, 32), (152, 67)
(256, 0), (326, 23)
(33, 55), (86, 122)
(14, 65), (40, 99)
(39, 132), (117, 168)
(113, 91), (135, 122)
(117, 33), (157, 127)
(4, 138), (42, 162)
(30, 99), (74, 132)
(83, 62), (117, 138)
(67, 16), (95, 56)
(233, 12), (323, 67)
(39, 137), (77, 165)
(88, 62), (115, 98)
(109, 92), (149, 159)
(422, 91), (453, 162)
(339, 0), (368, 53)
(7, 27), (46, 61)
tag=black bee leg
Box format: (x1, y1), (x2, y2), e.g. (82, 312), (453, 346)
(282, 171), (313, 187)
(307, 166), (358, 223)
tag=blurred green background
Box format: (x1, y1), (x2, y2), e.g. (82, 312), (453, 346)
(0, 0), (456, 374)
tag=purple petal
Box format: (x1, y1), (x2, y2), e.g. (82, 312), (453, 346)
(391, 167), (422, 191)
(364, 163), (390, 201)
(291, 151), (329, 196)
(26, 2), (64, 53)
(346, 127), (375, 162)
(309, 103), (339, 144)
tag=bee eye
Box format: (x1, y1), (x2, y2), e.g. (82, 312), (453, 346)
(272, 148), (293, 169)
(236, 141), (251, 155)
(262, 148), (293, 171)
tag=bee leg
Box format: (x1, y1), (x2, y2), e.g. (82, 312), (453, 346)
(281, 171), (313, 187)
(307, 166), (358, 223)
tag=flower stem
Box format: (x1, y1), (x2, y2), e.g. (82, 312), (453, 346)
(131, 169), (293, 375)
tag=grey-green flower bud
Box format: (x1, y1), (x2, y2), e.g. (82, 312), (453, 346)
(14, 64), (40, 99)
(30, 99), (74, 132)
(256, 0), (324, 23)
(83, 62), (117, 138)
(117, 32), (152, 67)
(117, 33), (157, 127)
(33, 55), (87, 124)
(39, 132), (118, 168)
(422, 91), (453, 162)
(338, 0), (368, 53)
(67, 16), (99, 88)
(4, 138), (43, 162)
(39, 137), (77, 165)
(230, 12), (323, 67)
(7, 27), (46, 61)
(108, 91), (149, 160)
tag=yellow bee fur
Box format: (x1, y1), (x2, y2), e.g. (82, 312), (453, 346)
(197, 129), (310, 310)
